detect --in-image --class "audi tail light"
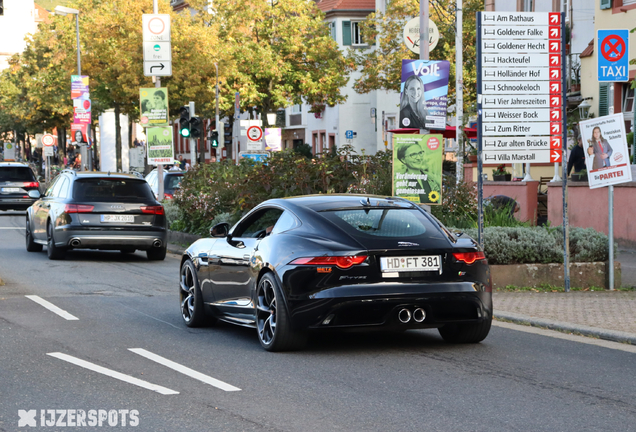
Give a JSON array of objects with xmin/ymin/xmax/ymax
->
[
  {"xmin": 64, "ymin": 204, "xmax": 95, "ymax": 213},
  {"xmin": 453, "ymin": 251, "xmax": 486, "ymax": 265},
  {"xmin": 141, "ymin": 205, "xmax": 165, "ymax": 215},
  {"xmin": 23, "ymin": 182, "xmax": 39, "ymax": 188},
  {"xmin": 290, "ymin": 255, "xmax": 367, "ymax": 269}
]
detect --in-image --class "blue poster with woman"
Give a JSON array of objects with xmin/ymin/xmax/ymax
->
[{"xmin": 399, "ymin": 60, "xmax": 450, "ymax": 130}]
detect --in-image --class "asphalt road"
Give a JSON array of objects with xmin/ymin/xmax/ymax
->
[{"xmin": 1, "ymin": 211, "xmax": 636, "ymax": 431}]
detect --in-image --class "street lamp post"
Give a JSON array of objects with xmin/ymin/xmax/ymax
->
[{"xmin": 55, "ymin": 6, "xmax": 90, "ymax": 171}]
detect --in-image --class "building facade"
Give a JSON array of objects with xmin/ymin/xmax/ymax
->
[{"xmin": 0, "ymin": 0, "xmax": 41, "ymax": 71}]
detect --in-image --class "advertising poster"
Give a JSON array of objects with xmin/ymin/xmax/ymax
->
[
  {"xmin": 399, "ymin": 60, "xmax": 450, "ymax": 130},
  {"xmin": 3, "ymin": 143, "xmax": 16, "ymax": 161},
  {"xmin": 393, "ymin": 134, "xmax": 443, "ymax": 205},
  {"xmin": 71, "ymin": 75, "xmax": 91, "ymax": 124},
  {"xmin": 579, "ymin": 113, "xmax": 632, "ymax": 189},
  {"xmin": 146, "ymin": 127, "xmax": 174, "ymax": 165},
  {"xmin": 264, "ymin": 128, "xmax": 282, "ymax": 151},
  {"xmin": 70, "ymin": 123, "xmax": 90, "ymax": 147},
  {"xmin": 140, "ymin": 88, "xmax": 169, "ymax": 127}
]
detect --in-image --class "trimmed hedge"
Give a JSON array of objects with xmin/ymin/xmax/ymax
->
[{"xmin": 461, "ymin": 226, "xmax": 615, "ymax": 264}]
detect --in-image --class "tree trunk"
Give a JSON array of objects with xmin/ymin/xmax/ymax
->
[{"xmin": 114, "ymin": 103, "xmax": 122, "ymax": 172}]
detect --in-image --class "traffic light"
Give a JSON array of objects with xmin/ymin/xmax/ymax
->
[
  {"xmin": 189, "ymin": 116, "xmax": 202, "ymax": 138},
  {"xmin": 210, "ymin": 130, "xmax": 219, "ymax": 147},
  {"xmin": 179, "ymin": 106, "xmax": 190, "ymax": 137}
]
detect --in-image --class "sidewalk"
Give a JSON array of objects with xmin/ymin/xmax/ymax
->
[{"xmin": 493, "ymin": 249, "xmax": 636, "ymax": 344}]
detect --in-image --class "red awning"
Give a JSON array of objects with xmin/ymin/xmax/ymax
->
[{"xmin": 388, "ymin": 126, "xmax": 477, "ymax": 139}]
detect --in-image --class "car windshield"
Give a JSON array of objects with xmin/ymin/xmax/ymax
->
[
  {"xmin": 165, "ymin": 175, "xmax": 183, "ymax": 189},
  {"xmin": 321, "ymin": 208, "xmax": 435, "ymax": 238},
  {"xmin": 73, "ymin": 178, "xmax": 155, "ymax": 202},
  {"xmin": 0, "ymin": 167, "xmax": 36, "ymax": 182}
]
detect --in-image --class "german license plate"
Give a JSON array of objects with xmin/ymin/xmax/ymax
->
[
  {"xmin": 101, "ymin": 215, "xmax": 134, "ymax": 223},
  {"xmin": 1, "ymin": 188, "xmax": 20, "ymax": 193},
  {"xmin": 380, "ymin": 255, "xmax": 441, "ymax": 272}
]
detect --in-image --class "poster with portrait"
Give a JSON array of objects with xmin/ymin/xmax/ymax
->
[
  {"xmin": 264, "ymin": 128, "xmax": 282, "ymax": 151},
  {"xmin": 393, "ymin": 134, "xmax": 443, "ymax": 205},
  {"xmin": 399, "ymin": 60, "xmax": 450, "ymax": 130},
  {"xmin": 70, "ymin": 123, "xmax": 90, "ymax": 147},
  {"xmin": 579, "ymin": 113, "xmax": 632, "ymax": 189},
  {"xmin": 140, "ymin": 87, "xmax": 169, "ymax": 128},
  {"xmin": 146, "ymin": 127, "xmax": 174, "ymax": 165}
]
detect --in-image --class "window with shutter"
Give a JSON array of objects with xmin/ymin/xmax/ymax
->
[
  {"xmin": 599, "ymin": 83, "xmax": 609, "ymax": 117},
  {"xmin": 600, "ymin": 0, "xmax": 612, "ymax": 9},
  {"xmin": 330, "ymin": 21, "xmax": 336, "ymax": 41},
  {"xmin": 342, "ymin": 21, "xmax": 352, "ymax": 46}
]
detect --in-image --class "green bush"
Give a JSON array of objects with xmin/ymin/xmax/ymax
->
[{"xmin": 460, "ymin": 226, "xmax": 614, "ymax": 264}]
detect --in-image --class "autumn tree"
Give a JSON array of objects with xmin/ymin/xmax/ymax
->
[
  {"xmin": 351, "ymin": 0, "xmax": 483, "ymax": 112},
  {"xmin": 187, "ymin": 0, "xmax": 354, "ymax": 119}
]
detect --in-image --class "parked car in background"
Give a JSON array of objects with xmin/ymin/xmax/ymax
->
[
  {"xmin": 145, "ymin": 168, "xmax": 183, "ymax": 200},
  {"xmin": 178, "ymin": 195, "xmax": 493, "ymax": 352},
  {"xmin": 0, "ymin": 162, "xmax": 41, "ymax": 211},
  {"xmin": 26, "ymin": 170, "xmax": 168, "ymax": 260}
]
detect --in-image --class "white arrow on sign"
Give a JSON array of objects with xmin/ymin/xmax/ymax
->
[
  {"xmin": 550, "ymin": 41, "xmax": 560, "ymax": 51},
  {"xmin": 549, "ymin": 14, "xmax": 559, "ymax": 24},
  {"xmin": 550, "ymin": 69, "xmax": 560, "ymax": 79},
  {"xmin": 550, "ymin": 150, "xmax": 562, "ymax": 162},
  {"xmin": 550, "ymin": 27, "xmax": 560, "ymax": 38},
  {"xmin": 551, "ymin": 123, "xmax": 561, "ymax": 134},
  {"xmin": 550, "ymin": 56, "xmax": 560, "ymax": 65},
  {"xmin": 551, "ymin": 110, "xmax": 561, "ymax": 120},
  {"xmin": 550, "ymin": 82, "xmax": 560, "ymax": 92},
  {"xmin": 550, "ymin": 96, "xmax": 561, "ymax": 106}
]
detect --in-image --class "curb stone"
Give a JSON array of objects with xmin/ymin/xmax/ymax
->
[{"xmin": 495, "ymin": 311, "xmax": 636, "ymax": 345}]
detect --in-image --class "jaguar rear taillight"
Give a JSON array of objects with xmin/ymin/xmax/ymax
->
[
  {"xmin": 141, "ymin": 205, "xmax": 165, "ymax": 215},
  {"xmin": 453, "ymin": 251, "xmax": 486, "ymax": 265},
  {"xmin": 23, "ymin": 182, "xmax": 39, "ymax": 188},
  {"xmin": 64, "ymin": 204, "xmax": 95, "ymax": 213},
  {"xmin": 290, "ymin": 255, "xmax": 368, "ymax": 269}
]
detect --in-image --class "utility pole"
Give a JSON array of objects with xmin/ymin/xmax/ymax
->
[
  {"xmin": 154, "ymin": 0, "xmax": 164, "ymax": 201},
  {"xmin": 215, "ymin": 63, "xmax": 222, "ymax": 161},
  {"xmin": 455, "ymin": 0, "xmax": 463, "ymax": 183}
]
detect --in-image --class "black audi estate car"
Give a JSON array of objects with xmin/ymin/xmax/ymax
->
[
  {"xmin": 0, "ymin": 162, "xmax": 41, "ymax": 211},
  {"xmin": 26, "ymin": 170, "xmax": 168, "ymax": 260},
  {"xmin": 179, "ymin": 195, "xmax": 493, "ymax": 351}
]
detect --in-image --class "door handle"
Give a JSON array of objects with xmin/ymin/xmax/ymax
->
[{"xmin": 197, "ymin": 252, "xmax": 209, "ymax": 266}]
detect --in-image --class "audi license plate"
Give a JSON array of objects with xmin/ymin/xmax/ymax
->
[
  {"xmin": 101, "ymin": 215, "xmax": 134, "ymax": 223},
  {"xmin": 380, "ymin": 255, "xmax": 441, "ymax": 272},
  {"xmin": 1, "ymin": 187, "xmax": 20, "ymax": 193}
]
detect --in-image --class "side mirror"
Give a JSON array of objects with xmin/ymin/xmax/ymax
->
[
  {"xmin": 28, "ymin": 190, "xmax": 41, "ymax": 199},
  {"xmin": 210, "ymin": 222, "xmax": 230, "ymax": 238}
]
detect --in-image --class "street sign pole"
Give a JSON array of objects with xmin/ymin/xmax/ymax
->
[
  {"xmin": 609, "ymin": 185, "xmax": 614, "ymax": 289},
  {"xmin": 153, "ymin": 0, "xmax": 164, "ymax": 201},
  {"xmin": 560, "ymin": 12, "xmax": 570, "ymax": 292},
  {"xmin": 476, "ymin": 12, "xmax": 483, "ymax": 248}
]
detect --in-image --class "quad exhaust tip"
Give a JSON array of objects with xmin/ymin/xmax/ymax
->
[
  {"xmin": 152, "ymin": 240, "xmax": 163, "ymax": 248},
  {"xmin": 70, "ymin": 238, "xmax": 81, "ymax": 247},
  {"xmin": 398, "ymin": 308, "xmax": 411, "ymax": 324},
  {"xmin": 413, "ymin": 308, "xmax": 426, "ymax": 323}
]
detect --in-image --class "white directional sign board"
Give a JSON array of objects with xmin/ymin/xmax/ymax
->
[
  {"xmin": 143, "ymin": 14, "xmax": 172, "ymax": 77},
  {"xmin": 479, "ymin": 11, "xmax": 564, "ymax": 163}
]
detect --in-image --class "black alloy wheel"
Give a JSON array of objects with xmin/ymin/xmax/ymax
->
[
  {"xmin": 179, "ymin": 259, "xmax": 213, "ymax": 327},
  {"xmin": 255, "ymin": 273, "xmax": 306, "ymax": 352},
  {"xmin": 46, "ymin": 222, "xmax": 65, "ymax": 260},
  {"xmin": 25, "ymin": 217, "xmax": 42, "ymax": 252}
]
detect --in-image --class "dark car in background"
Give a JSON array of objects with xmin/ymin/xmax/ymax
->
[
  {"xmin": 0, "ymin": 162, "xmax": 41, "ymax": 211},
  {"xmin": 26, "ymin": 170, "xmax": 168, "ymax": 260},
  {"xmin": 178, "ymin": 195, "xmax": 493, "ymax": 352},
  {"xmin": 145, "ymin": 168, "xmax": 183, "ymax": 200}
]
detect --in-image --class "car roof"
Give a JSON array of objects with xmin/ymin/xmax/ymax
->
[
  {"xmin": 63, "ymin": 171, "xmax": 144, "ymax": 180},
  {"xmin": 265, "ymin": 194, "xmax": 417, "ymax": 212},
  {"xmin": 0, "ymin": 162, "xmax": 31, "ymax": 168}
]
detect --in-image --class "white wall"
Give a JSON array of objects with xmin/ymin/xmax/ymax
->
[
  {"xmin": 98, "ymin": 110, "xmax": 130, "ymax": 172},
  {"xmin": 0, "ymin": 0, "xmax": 37, "ymax": 71}
]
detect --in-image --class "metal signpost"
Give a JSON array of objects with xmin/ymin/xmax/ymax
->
[
  {"xmin": 478, "ymin": 12, "xmax": 567, "ymax": 288},
  {"xmin": 143, "ymin": 3, "xmax": 171, "ymax": 200},
  {"xmin": 42, "ymin": 134, "xmax": 55, "ymax": 184}
]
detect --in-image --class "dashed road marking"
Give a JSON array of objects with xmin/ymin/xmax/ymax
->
[
  {"xmin": 25, "ymin": 295, "xmax": 79, "ymax": 321},
  {"xmin": 129, "ymin": 348, "xmax": 241, "ymax": 392},
  {"xmin": 0, "ymin": 227, "xmax": 23, "ymax": 229},
  {"xmin": 47, "ymin": 352, "xmax": 180, "ymax": 395}
]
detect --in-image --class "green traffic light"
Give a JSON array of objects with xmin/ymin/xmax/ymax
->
[{"xmin": 181, "ymin": 129, "xmax": 190, "ymax": 137}]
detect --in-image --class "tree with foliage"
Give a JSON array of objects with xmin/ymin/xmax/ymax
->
[
  {"xmin": 351, "ymin": 0, "xmax": 483, "ymax": 112},
  {"xmin": 187, "ymin": 0, "xmax": 354, "ymax": 119}
]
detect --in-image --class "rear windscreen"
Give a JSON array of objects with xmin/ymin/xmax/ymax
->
[
  {"xmin": 73, "ymin": 178, "xmax": 155, "ymax": 202},
  {"xmin": 0, "ymin": 167, "xmax": 36, "ymax": 182},
  {"xmin": 322, "ymin": 208, "xmax": 437, "ymax": 238},
  {"xmin": 165, "ymin": 175, "xmax": 183, "ymax": 189}
]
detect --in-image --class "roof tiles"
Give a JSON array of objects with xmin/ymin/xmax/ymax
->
[{"xmin": 315, "ymin": 0, "xmax": 375, "ymax": 12}]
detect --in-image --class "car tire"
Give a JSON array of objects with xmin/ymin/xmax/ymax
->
[
  {"xmin": 146, "ymin": 246, "xmax": 167, "ymax": 261},
  {"xmin": 438, "ymin": 317, "xmax": 492, "ymax": 344},
  {"xmin": 26, "ymin": 217, "xmax": 42, "ymax": 252},
  {"xmin": 179, "ymin": 259, "xmax": 215, "ymax": 327},
  {"xmin": 46, "ymin": 221, "xmax": 65, "ymax": 260},
  {"xmin": 256, "ymin": 272, "xmax": 307, "ymax": 352}
]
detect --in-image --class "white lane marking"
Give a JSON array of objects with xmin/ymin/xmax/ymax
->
[
  {"xmin": 25, "ymin": 295, "xmax": 79, "ymax": 321},
  {"xmin": 493, "ymin": 320, "xmax": 636, "ymax": 354},
  {"xmin": 0, "ymin": 227, "xmax": 23, "ymax": 229},
  {"xmin": 47, "ymin": 352, "xmax": 179, "ymax": 395},
  {"xmin": 129, "ymin": 348, "xmax": 241, "ymax": 392}
]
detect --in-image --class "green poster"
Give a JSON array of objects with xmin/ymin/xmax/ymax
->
[
  {"xmin": 146, "ymin": 127, "xmax": 174, "ymax": 165},
  {"xmin": 140, "ymin": 87, "xmax": 169, "ymax": 127},
  {"xmin": 392, "ymin": 134, "xmax": 443, "ymax": 205}
]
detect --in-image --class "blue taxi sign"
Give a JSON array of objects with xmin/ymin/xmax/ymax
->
[{"xmin": 598, "ymin": 29, "xmax": 629, "ymax": 82}]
